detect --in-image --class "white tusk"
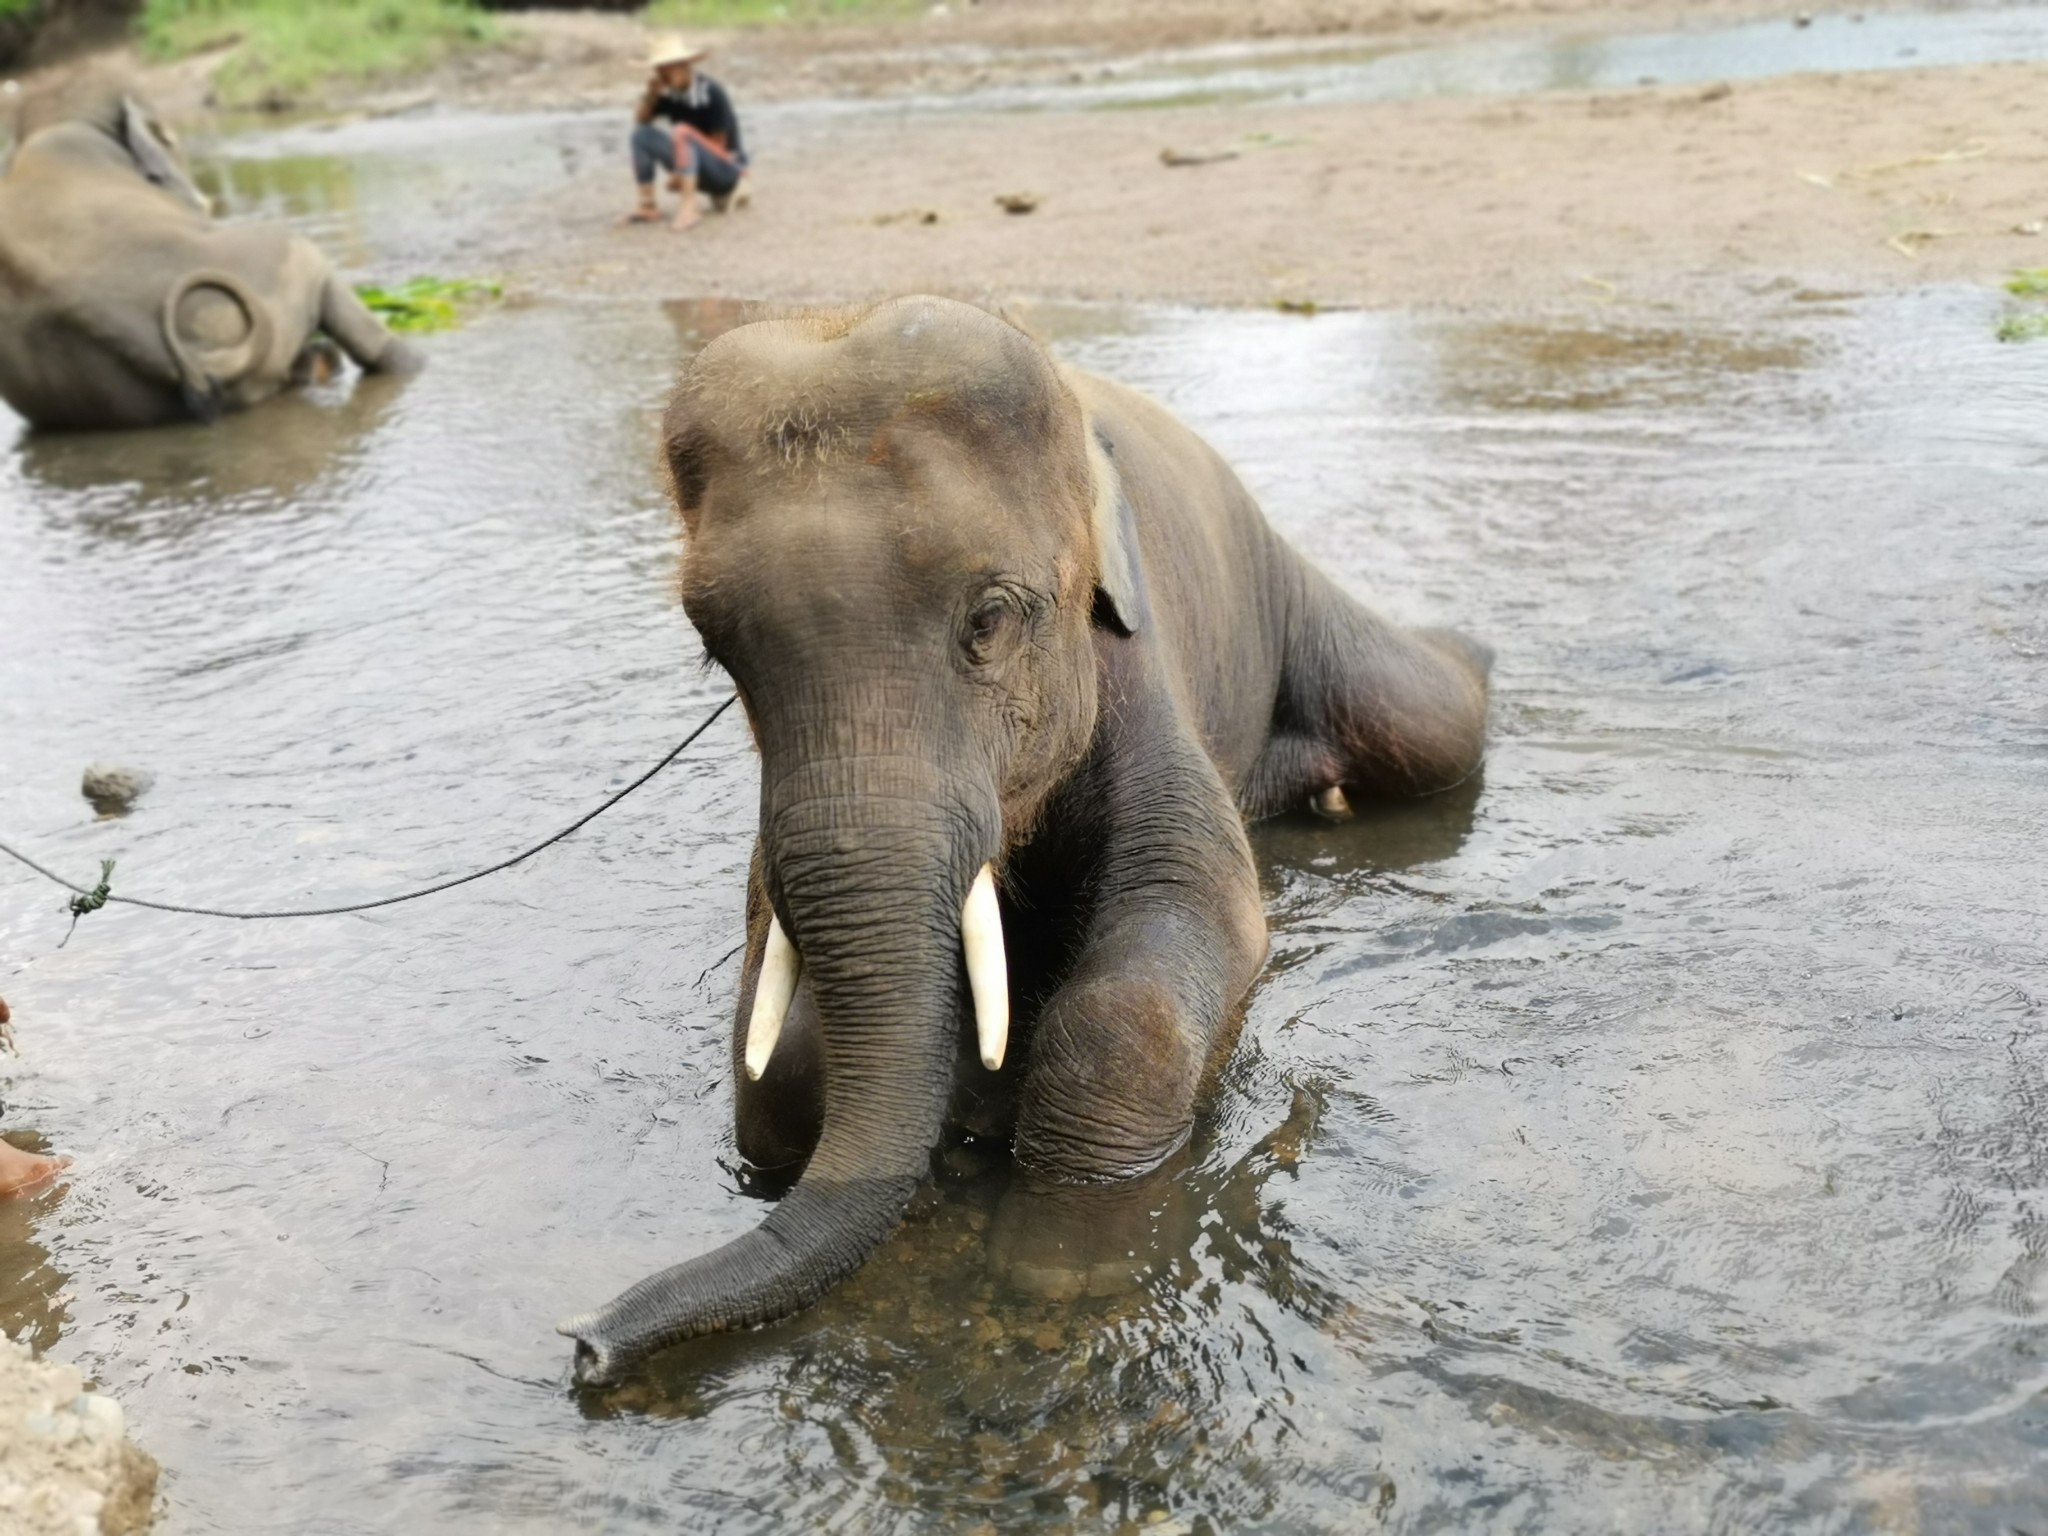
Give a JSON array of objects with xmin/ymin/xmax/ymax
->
[
  {"xmin": 1312, "ymin": 784, "xmax": 1354, "ymax": 821},
  {"xmin": 745, "ymin": 913, "xmax": 801, "ymax": 1081},
  {"xmin": 962, "ymin": 863, "xmax": 1009, "ymax": 1071}
]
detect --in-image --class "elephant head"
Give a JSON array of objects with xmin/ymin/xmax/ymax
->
[
  {"xmin": 560, "ymin": 297, "xmax": 1143, "ymax": 1383},
  {"xmin": 13, "ymin": 68, "xmax": 209, "ymax": 214}
]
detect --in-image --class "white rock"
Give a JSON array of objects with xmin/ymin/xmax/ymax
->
[{"xmin": 74, "ymin": 1395, "xmax": 121, "ymax": 1446}]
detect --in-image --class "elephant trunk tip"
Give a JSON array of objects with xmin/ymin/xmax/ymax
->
[{"xmin": 556, "ymin": 1313, "xmax": 625, "ymax": 1387}]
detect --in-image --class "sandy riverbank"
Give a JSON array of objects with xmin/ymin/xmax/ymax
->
[
  {"xmin": 525, "ymin": 53, "xmax": 2048, "ymax": 312},
  {"xmin": 419, "ymin": 1, "xmax": 2048, "ymax": 311}
]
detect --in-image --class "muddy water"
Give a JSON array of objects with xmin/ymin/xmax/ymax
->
[{"xmin": 3, "ymin": 282, "xmax": 2047, "ymax": 1531}]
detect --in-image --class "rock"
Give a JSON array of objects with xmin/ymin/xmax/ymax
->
[
  {"xmin": 0, "ymin": 1334, "xmax": 157, "ymax": 1535},
  {"xmin": 1699, "ymin": 81, "xmax": 1733, "ymax": 103},
  {"xmin": 994, "ymin": 192, "xmax": 1040, "ymax": 215},
  {"xmin": 79, "ymin": 766, "xmax": 152, "ymax": 818}
]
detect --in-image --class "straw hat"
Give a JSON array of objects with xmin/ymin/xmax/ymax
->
[{"xmin": 647, "ymin": 34, "xmax": 709, "ymax": 69}]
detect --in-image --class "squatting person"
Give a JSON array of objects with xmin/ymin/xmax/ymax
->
[{"xmin": 625, "ymin": 34, "xmax": 747, "ymax": 232}]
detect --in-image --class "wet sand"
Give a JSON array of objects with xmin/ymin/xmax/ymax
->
[{"xmin": 528, "ymin": 55, "xmax": 2048, "ymax": 311}]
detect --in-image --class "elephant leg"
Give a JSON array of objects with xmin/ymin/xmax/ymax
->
[
  {"xmin": 314, "ymin": 266, "xmax": 424, "ymax": 375},
  {"xmin": 1012, "ymin": 694, "xmax": 1268, "ymax": 1183},
  {"xmin": 1242, "ymin": 565, "xmax": 1493, "ymax": 819},
  {"xmin": 731, "ymin": 859, "xmax": 825, "ymax": 1171},
  {"xmin": 990, "ymin": 1080, "xmax": 1323, "ymax": 1300}
]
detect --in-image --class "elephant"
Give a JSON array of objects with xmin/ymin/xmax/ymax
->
[
  {"xmin": 0, "ymin": 72, "xmax": 421, "ymax": 432},
  {"xmin": 559, "ymin": 295, "xmax": 1491, "ymax": 1385}
]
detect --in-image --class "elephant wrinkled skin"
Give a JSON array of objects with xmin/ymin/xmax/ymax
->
[
  {"xmin": 560, "ymin": 296, "xmax": 1491, "ymax": 1384},
  {"xmin": 0, "ymin": 73, "xmax": 421, "ymax": 431}
]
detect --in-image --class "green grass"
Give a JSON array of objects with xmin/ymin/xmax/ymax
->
[
  {"xmin": 356, "ymin": 276, "xmax": 502, "ymax": 333},
  {"xmin": 0, "ymin": 0, "xmax": 41, "ymax": 21},
  {"xmin": 139, "ymin": 0, "xmax": 494, "ymax": 108},
  {"xmin": 646, "ymin": 0, "xmax": 920, "ymax": 26},
  {"xmin": 2005, "ymin": 267, "xmax": 2048, "ymax": 297}
]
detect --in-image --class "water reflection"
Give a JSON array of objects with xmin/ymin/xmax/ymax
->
[
  {"xmin": 14, "ymin": 373, "xmax": 406, "ymax": 539},
  {"xmin": 0, "ymin": 1138, "xmax": 72, "ymax": 1356},
  {"xmin": 1426, "ymin": 322, "xmax": 1814, "ymax": 415},
  {"xmin": 1254, "ymin": 774, "xmax": 1485, "ymax": 887}
]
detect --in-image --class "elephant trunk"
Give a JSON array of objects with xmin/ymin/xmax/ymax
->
[{"xmin": 561, "ymin": 775, "xmax": 995, "ymax": 1386}]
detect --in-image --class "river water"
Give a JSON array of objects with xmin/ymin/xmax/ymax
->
[{"xmin": 4, "ymin": 79, "xmax": 2048, "ymax": 1536}]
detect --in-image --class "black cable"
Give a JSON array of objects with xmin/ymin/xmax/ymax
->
[{"xmin": 0, "ymin": 693, "xmax": 736, "ymax": 922}]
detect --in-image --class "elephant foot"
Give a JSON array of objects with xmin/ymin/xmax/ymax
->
[{"xmin": 985, "ymin": 1159, "xmax": 1191, "ymax": 1301}]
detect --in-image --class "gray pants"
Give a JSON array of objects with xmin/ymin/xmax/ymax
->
[{"xmin": 630, "ymin": 122, "xmax": 742, "ymax": 195}]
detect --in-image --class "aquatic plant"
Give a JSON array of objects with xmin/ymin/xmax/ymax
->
[
  {"xmin": 1995, "ymin": 312, "xmax": 2048, "ymax": 344},
  {"xmin": 355, "ymin": 276, "xmax": 503, "ymax": 333},
  {"xmin": 2005, "ymin": 268, "xmax": 2048, "ymax": 297}
]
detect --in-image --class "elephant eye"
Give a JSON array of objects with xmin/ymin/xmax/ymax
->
[{"xmin": 961, "ymin": 596, "xmax": 1015, "ymax": 664}]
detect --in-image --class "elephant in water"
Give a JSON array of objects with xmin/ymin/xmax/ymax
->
[
  {"xmin": 560, "ymin": 296, "xmax": 1492, "ymax": 1384},
  {"xmin": 0, "ymin": 73, "xmax": 421, "ymax": 431}
]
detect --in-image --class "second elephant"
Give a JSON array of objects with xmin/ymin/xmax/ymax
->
[{"xmin": 0, "ymin": 73, "xmax": 421, "ymax": 431}]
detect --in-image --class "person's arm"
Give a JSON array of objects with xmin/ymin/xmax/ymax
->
[{"xmin": 634, "ymin": 74, "xmax": 664, "ymax": 126}]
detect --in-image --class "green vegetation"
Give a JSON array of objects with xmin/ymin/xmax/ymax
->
[
  {"xmin": 355, "ymin": 276, "xmax": 503, "ymax": 333},
  {"xmin": 139, "ymin": 0, "xmax": 494, "ymax": 108},
  {"xmin": 647, "ymin": 0, "xmax": 921, "ymax": 26},
  {"xmin": 1998, "ymin": 268, "xmax": 2048, "ymax": 341},
  {"xmin": 0, "ymin": 0, "xmax": 41, "ymax": 21}
]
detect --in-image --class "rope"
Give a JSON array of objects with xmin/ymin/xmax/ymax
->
[{"xmin": 1, "ymin": 693, "xmax": 736, "ymax": 927}]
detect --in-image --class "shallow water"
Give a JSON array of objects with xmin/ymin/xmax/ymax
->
[
  {"xmin": 981, "ymin": 4, "xmax": 2048, "ymax": 112},
  {"xmin": 3, "ymin": 255, "xmax": 2048, "ymax": 1536}
]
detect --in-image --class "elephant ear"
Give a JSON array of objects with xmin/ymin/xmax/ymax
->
[
  {"xmin": 160, "ymin": 269, "xmax": 274, "ymax": 420},
  {"xmin": 1085, "ymin": 426, "xmax": 1146, "ymax": 636},
  {"xmin": 120, "ymin": 95, "xmax": 208, "ymax": 213}
]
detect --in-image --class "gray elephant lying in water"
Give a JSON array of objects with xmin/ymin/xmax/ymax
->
[
  {"xmin": 560, "ymin": 296, "xmax": 1492, "ymax": 1384},
  {"xmin": 0, "ymin": 74, "xmax": 421, "ymax": 431}
]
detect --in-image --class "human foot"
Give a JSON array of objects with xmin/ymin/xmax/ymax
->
[
  {"xmin": 670, "ymin": 198, "xmax": 701, "ymax": 232},
  {"xmin": 0, "ymin": 1139, "xmax": 69, "ymax": 1198},
  {"xmin": 620, "ymin": 201, "xmax": 663, "ymax": 226}
]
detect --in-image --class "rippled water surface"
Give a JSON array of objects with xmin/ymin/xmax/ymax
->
[{"xmin": 3, "ymin": 270, "xmax": 2047, "ymax": 1528}]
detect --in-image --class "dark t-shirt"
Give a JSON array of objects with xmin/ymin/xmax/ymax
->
[{"xmin": 650, "ymin": 76, "xmax": 745, "ymax": 165}]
